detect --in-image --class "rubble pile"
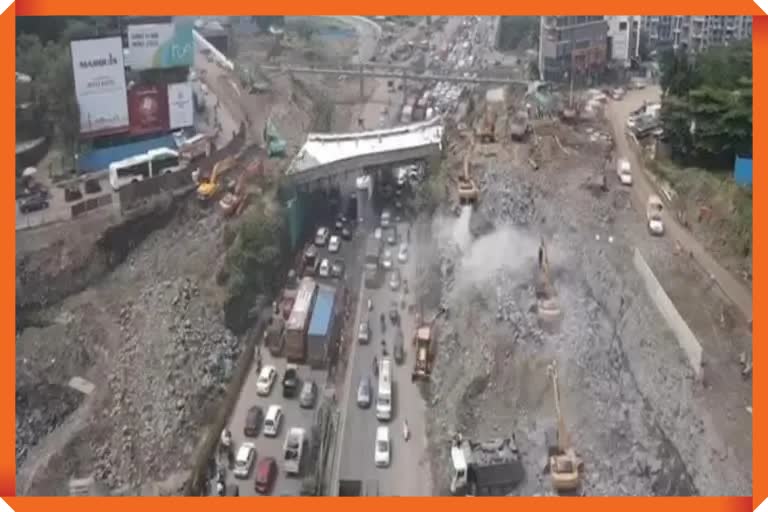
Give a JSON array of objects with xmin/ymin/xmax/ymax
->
[
  {"xmin": 92, "ymin": 277, "xmax": 241, "ymax": 489},
  {"xmin": 420, "ymin": 124, "xmax": 745, "ymax": 495}
]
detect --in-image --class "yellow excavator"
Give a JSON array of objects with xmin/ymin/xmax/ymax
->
[
  {"xmin": 457, "ymin": 135, "xmax": 479, "ymax": 206},
  {"xmin": 546, "ymin": 360, "xmax": 582, "ymax": 493},
  {"xmin": 197, "ymin": 156, "xmax": 235, "ymax": 202}
]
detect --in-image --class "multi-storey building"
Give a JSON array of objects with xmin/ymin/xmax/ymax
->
[
  {"xmin": 642, "ymin": 16, "xmax": 752, "ymax": 54},
  {"xmin": 538, "ymin": 16, "xmax": 609, "ymax": 83},
  {"xmin": 606, "ymin": 16, "xmax": 641, "ymax": 68}
]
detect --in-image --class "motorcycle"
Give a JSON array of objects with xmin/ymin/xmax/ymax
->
[
  {"xmin": 403, "ymin": 419, "xmax": 410, "ymax": 442},
  {"xmin": 368, "ymin": 298, "xmax": 373, "ymax": 311}
]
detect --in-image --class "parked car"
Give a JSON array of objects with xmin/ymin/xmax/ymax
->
[
  {"xmin": 341, "ymin": 225, "xmax": 353, "ymax": 240},
  {"xmin": 616, "ymin": 157, "xmax": 633, "ymax": 185},
  {"xmin": 380, "ymin": 209, "xmax": 391, "ymax": 227},
  {"xmin": 314, "ymin": 226, "xmax": 330, "ymax": 246},
  {"xmin": 382, "ymin": 249, "xmax": 393, "ymax": 270},
  {"xmin": 244, "ymin": 405, "xmax": 264, "ymax": 437},
  {"xmin": 263, "ymin": 405, "xmax": 283, "ymax": 437},
  {"xmin": 282, "ymin": 364, "xmax": 300, "ymax": 398},
  {"xmin": 233, "ymin": 442, "xmax": 257, "ymax": 479},
  {"xmin": 374, "ymin": 227, "xmax": 383, "ymax": 240},
  {"xmin": 18, "ymin": 193, "xmax": 50, "ymax": 214},
  {"xmin": 386, "ymin": 228, "xmax": 397, "ymax": 246},
  {"xmin": 357, "ymin": 376, "xmax": 372, "ymax": 408},
  {"xmin": 254, "ymin": 457, "xmax": 278, "ymax": 495},
  {"xmin": 256, "ymin": 366, "xmax": 277, "ymax": 396},
  {"xmin": 328, "ymin": 235, "xmax": 341, "ymax": 253},
  {"xmin": 374, "ymin": 426, "xmax": 391, "ymax": 467},
  {"xmin": 299, "ymin": 380, "xmax": 317, "ymax": 409}
]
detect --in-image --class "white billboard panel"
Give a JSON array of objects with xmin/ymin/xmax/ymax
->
[
  {"xmin": 126, "ymin": 23, "xmax": 194, "ymax": 70},
  {"xmin": 70, "ymin": 37, "xmax": 130, "ymax": 135},
  {"xmin": 167, "ymin": 82, "xmax": 194, "ymax": 130}
]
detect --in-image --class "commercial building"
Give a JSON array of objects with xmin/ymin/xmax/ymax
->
[
  {"xmin": 642, "ymin": 16, "xmax": 752, "ymax": 54},
  {"xmin": 538, "ymin": 16, "xmax": 609, "ymax": 84}
]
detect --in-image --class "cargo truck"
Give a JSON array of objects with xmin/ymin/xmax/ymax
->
[
  {"xmin": 284, "ymin": 277, "xmax": 318, "ymax": 362},
  {"xmin": 306, "ymin": 285, "xmax": 337, "ymax": 369},
  {"xmin": 364, "ymin": 236, "xmax": 383, "ymax": 289}
]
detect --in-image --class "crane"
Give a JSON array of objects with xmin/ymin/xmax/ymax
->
[{"xmin": 546, "ymin": 360, "xmax": 582, "ymax": 493}]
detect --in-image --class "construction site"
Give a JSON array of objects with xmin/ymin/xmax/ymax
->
[{"xmin": 15, "ymin": 16, "xmax": 752, "ymax": 497}]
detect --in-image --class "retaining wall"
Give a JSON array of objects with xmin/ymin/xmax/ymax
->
[{"xmin": 633, "ymin": 247, "xmax": 703, "ymax": 376}]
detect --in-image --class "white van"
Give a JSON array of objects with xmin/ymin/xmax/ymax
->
[
  {"xmin": 263, "ymin": 405, "xmax": 283, "ymax": 437},
  {"xmin": 376, "ymin": 358, "xmax": 393, "ymax": 421}
]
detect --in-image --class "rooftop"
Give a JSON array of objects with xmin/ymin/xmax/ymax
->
[{"xmin": 287, "ymin": 118, "xmax": 444, "ymax": 175}]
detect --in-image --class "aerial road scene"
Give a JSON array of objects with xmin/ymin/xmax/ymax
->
[{"xmin": 15, "ymin": 15, "xmax": 752, "ymax": 496}]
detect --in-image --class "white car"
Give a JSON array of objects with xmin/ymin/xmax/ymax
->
[
  {"xmin": 382, "ymin": 249, "xmax": 393, "ymax": 270},
  {"xmin": 374, "ymin": 227, "xmax": 383, "ymax": 240},
  {"xmin": 319, "ymin": 258, "xmax": 331, "ymax": 277},
  {"xmin": 314, "ymin": 227, "xmax": 330, "ymax": 246},
  {"xmin": 256, "ymin": 366, "xmax": 277, "ymax": 396},
  {"xmin": 233, "ymin": 442, "xmax": 257, "ymax": 478},
  {"xmin": 397, "ymin": 243, "xmax": 408, "ymax": 263},
  {"xmin": 617, "ymin": 158, "xmax": 633, "ymax": 185},
  {"xmin": 328, "ymin": 235, "xmax": 341, "ymax": 253},
  {"xmin": 263, "ymin": 404, "xmax": 283, "ymax": 437},
  {"xmin": 380, "ymin": 209, "xmax": 391, "ymax": 227},
  {"xmin": 374, "ymin": 426, "xmax": 391, "ymax": 467}
]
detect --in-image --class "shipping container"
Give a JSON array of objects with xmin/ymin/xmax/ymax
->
[
  {"xmin": 284, "ymin": 277, "xmax": 318, "ymax": 362},
  {"xmin": 306, "ymin": 285, "xmax": 337, "ymax": 369}
]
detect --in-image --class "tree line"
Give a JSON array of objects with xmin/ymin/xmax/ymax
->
[{"xmin": 659, "ymin": 41, "xmax": 752, "ymax": 170}]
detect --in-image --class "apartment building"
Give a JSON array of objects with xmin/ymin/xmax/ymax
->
[
  {"xmin": 606, "ymin": 16, "xmax": 641, "ymax": 68},
  {"xmin": 538, "ymin": 16, "xmax": 609, "ymax": 83},
  {"xmin": 642, "ymin": 16, "xmax": 752, "ymax": 53}
]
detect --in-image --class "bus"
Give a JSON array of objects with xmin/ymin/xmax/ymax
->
[
  {"xmin": 376, "ymin": 358, "xmax": 393, "ymax": 421},
  {"xmin": 109, "ymin": 147, "xmax": 184, "ymax": 190}
]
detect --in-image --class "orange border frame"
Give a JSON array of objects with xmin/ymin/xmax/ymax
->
[{"xmin": 2, "ymin": 2, "xmax": 761, "ymax": 510}]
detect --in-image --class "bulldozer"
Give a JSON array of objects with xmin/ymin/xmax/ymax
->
[
  {"xmin": 197, "ymin": 156, "xmax": 236, "ymax": 202},
  {"xmin": 546, "ymin": 360, "xmax": 583, "ymax": 493},
  {"xmin": 457, "ymin": 137, "xmax": 479, "ymax": 206},
  {"xmin": 535, "ymin": 237, "xmax": 561, "ymax": 331},
  {"xmin": 476, "ymin": 106, "xmax": 497, "ymax": 144},
  {"xmin": 411, "ymin": 307, "xmax": 446, "ymax": 381}
]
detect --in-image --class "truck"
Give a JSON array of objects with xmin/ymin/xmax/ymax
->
[
  {"xmin": 284, "ymin": 277, "xmax": 318, "ymax": 362},
  {"xmin": 283, "ymin": 427, "xmax": 306, "ymax": 475},
  {"xmin": 306, "ymin": 285, "xmax": 338, "ymax": 369},
  {"xmin": 364, "ymin": 236, "xmax": 383, "ymax": 288},
  {"xmin": 450, "ymin": 434, "xmax": 525, "ymax": 496}
]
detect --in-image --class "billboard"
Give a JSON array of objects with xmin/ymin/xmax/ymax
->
[
  {"xmin": 126, "ymin": 22, "xmax": 194, "ymax": 70},
  {"xmin": 71, "ymin": 37, "xmax": 130, "ymax": 135},
  {"xmin": 128, "ymin": 84, "xmax": 169, "ymax": 135},
  {"xmin": 167, "ymin": 82, "xmax": 194, "ymax": 130}
]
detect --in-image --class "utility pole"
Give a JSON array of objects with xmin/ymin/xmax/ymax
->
[{"xmin": 359, "ymin": 63, "xmax": 365, "ymax": 102}]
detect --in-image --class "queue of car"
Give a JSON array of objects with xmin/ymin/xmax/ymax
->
[{"xmin": 231, "ymin": 363, "xmax": 317, "ymax": 494}]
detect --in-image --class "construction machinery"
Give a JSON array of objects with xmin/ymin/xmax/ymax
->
[
  {"xmin": 535, "ymin": 237, "xmax": 562, "ymax": 331},
  {"xmin": 508, "ymin": 111, "xmax": 532, "ymax": 142},
  {"xmin": 197, "ymin": 156, "xmax": 235, "ymax": 201},
  {"xmin": 457, "ymin": 136, "xmax": 480, "ymax": 206},
  {"xmin": 411, "ymin": 308, "xmax": 446, "ymax": 381},
  {"xmin": 264, "ymin": 117, "xmax": 287, "ymax": 158},
  {"xmin": 476, "ymin": 106, "xmax": 497, "ymax": 143},
  {"xmin": 449, "ymin": 434, "xmax": 525, "ymax": 496},
  {"xmin": 546, "ymin": 360, "xmax": 583, "ymax": 493},
  {"xmin": 219, "ymin": 158, "xmax": 264, "ymax": 217}
]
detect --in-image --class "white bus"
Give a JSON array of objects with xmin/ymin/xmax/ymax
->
[
  {"xmin": 109, "ymin": 147, "xmax": 184, "ymax": 190},
  {"xmin": 376, "ymin": 358, "xmax": 393, "ymax": 421}
]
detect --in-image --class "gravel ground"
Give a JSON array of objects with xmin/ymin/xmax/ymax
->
[{"xmin": 420, "ymin": 114, "xmax": 752, "ymax": 496}]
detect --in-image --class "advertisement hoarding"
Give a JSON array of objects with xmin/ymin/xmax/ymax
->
[
  {"xmin": 128, "ymin": 84, "xmax": 169, "ymax": 135},
  {"xmin": 70, "ymin": 37, "xmax": 130, "ymax": 136},
  {"xmin": 167, "ymin": 82, "xmax": 194, "ymax": 130},
  {"xmin": 126, "ymin": 22, "xmax": 194, "ymax": 70}
]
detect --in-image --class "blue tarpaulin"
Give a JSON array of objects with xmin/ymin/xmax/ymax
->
[
  {"xmin": 77, "ymin": 134, "xmax": 178, "ymax": 174},
  {"xmin": 734, "ymin": 155, "xmax": 752, "ymax": 186}
]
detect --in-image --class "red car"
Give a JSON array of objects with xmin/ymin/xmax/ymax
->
[{"xmin": 254, "ymin": 457, "xmax": 278, "ymax": 495}]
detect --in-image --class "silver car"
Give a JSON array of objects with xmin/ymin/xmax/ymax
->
[
  {"xmin": 357, "ymin": 376, "xmax": 372, "ymax": 408},
  {"xmin": 389, "ymin": 269, "xmax": 401, "ymax": 291}
]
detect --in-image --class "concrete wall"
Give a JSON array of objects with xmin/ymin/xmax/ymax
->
[{"xmin": 633, "ymin": 247, "xmax": 703, "ymax": 376}]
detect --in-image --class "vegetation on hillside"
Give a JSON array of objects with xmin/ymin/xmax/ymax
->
[{"xmin": 659, "ymin": 42, "xmax": 752, "ymax": 170}]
